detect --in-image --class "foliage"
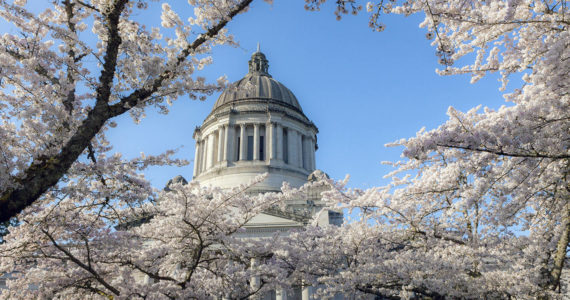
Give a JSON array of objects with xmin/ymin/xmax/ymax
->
[
  {"xmin": 289, "ymin": 0, "xmax": 569, "ymax": 298},
  {"xmin": 1, "ymin": 0, "xmax": 568, "ymax": 299},
  {"xmin": 0, "ymin": 175, "xmax": 302, "ymax": 299},
  {"xmin": 0, "ymin": 0, "xmax": 282, "ymax": 298},
  {"xmin": 0, "ymin": 218, "xmax": 17, "ymax": 245},
  {"xmin": 0, "ymin": 0, "xmax": 256, "ymax": 223}
]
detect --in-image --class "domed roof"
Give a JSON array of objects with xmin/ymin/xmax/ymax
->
[{"xmin": 211, "ymin": 51, "xmax": 302, "ymax": 112}]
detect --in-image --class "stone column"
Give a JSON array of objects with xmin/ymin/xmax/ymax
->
[
  {"xmin": 288, "ymin": 129, "xmax": 298, "ymax": 167},
  {"xmin": 305, "ymin": 137, "xmax": 311, "ymax": 171},
  {"xmin": 201, "ymin": 138, "xmax": 208, "ymax": 172},
  {"xmin": 276, "ymin": 289, "xmax": 287, "ymax": 300},
  {"xmin": 207, "ymin": 133, "xmax": 215, "ymax": 169},
  {"xmin": 222, "ymin": 125, "xmax": 229, "ymax": 162},
  {"xmin": 306, "ymin": 136, "xmax": 313, "ymax": 171},
  {"xmin": 301, "ymin": 284, "xmax": 313, "ymax": 300},
  {"xmin": 197, "ymin": 141, "xmax": 203, "ymax": 173},
  {"xmin": 266, "ymin": 122, "xmax": 274, "ymax": 161},
  {"xmin": 217, "ymin": 126, "xmax": 224, "ymax": 163},
  {"xmin": 276, "ymin": 123, "xmax": 283, "ymax": 161},
  {"xmin": 297, "ymin": 132, "xmax": 303, "ymax": 168},
  {"xmin": 302, "ymin": 135, "xmax": 309, "ymax": 170},
  {"xmin": 310, "ymin": 136, "xmax": 316, "ymax": 170},
  {"xmin": 225, "ymin": 125, "xmax": 233, "ymax": 162},
  {"xmin": 193, "ymin": 141, "xmax": 200, "ymax": 177},
  {"xmin": 239, "ymin": 124, "xmax": 246, "ymax": 161},
  {"xmin": 253, "ymin": 123, "xmax": 260, "ymax": 160}
]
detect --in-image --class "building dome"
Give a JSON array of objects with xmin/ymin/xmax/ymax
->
[
  {"xmin": 212, "ymin": 74, "xmax": 302, "ymax": 113},
  {"xmin": 193, "ymin": 50, "xmax": 318, "ymax": 192},
  {"xmin": 211, "ymin": 51, "xmax": 302, "ymax": 113}
]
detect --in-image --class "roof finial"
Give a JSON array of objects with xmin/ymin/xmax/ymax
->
[{"xmin": 257, "ymin": 42, "xmax": 260, "ymax": 53}]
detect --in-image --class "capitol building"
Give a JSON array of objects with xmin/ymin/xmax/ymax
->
[{"xmin": 190, "ymin": 48, "xmax": 342, "ymax": 299}]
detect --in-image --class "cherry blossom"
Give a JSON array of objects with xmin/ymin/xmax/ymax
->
[
  {"xmin": 292, "ymin": 0, "xmax": 569, "ymax": 298},
  {"xmin": 0, "ymin": 0, "xmax": 256, "ymax": 223}
]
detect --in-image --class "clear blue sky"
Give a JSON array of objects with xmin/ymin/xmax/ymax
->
[{"xmin": 4, "ymin": 1, "xmax": 509, "ymax": 189}]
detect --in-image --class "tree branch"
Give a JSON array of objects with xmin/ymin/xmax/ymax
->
[
  {"xmin": 437, "ymin": 143, "xmax": 570, "ymax": 160},
  {"xmin": 0, "ymin": 0, "xmax": 253, "ymax": 223},
  {"xmin": 4, "ymin": 48, "xmax": 60, "ymax": 85},
  {"xmin": 41, "ymin": 228, "xmax": 121, "ymax": 296}
]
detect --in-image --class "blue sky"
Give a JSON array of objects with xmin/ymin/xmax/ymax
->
[
  {"xmin": 109, "ymin": 1, "xmax": 507, "ymax": 189},
  {"xmin": 3, "ymin": 1, "xmax": 510, "ymax": 189}
]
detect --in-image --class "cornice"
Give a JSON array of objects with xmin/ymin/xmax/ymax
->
[{"xmin": 199, "ymin": 103, "xmax": 318, "ymax": 134}]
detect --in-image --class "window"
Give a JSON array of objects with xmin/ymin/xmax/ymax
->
[
  {"xmin": 259, "ymin": 136, "xmax": 265, "ymax": 160},
  {"xmin": 282, "ymin": 129, "xmax": 288, "ymax": 164},
  {"xmin": 247, "ymin": 136, "xmax": 254, "ymax": 160},
  {"xmin": 236, "ymin": 137, "xmax": 241, "ymax": 160}
]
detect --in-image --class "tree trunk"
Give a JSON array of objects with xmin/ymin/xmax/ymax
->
[{"xmin": 549, "ymin": 202, "xmax": 570, "ymax": 292}]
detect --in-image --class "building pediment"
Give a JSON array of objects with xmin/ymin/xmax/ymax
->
[{"xmin": 245, "ymin": 212, "xmax": 305, "ymax": 228}]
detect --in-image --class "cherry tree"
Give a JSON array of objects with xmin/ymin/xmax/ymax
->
[
  {"xmin": 0, "ymin": 173, "xmax": 300, "ymax": 299},
  {"xmin": 0, "ymin": 0, "xmax": 256, "ymax": 223},
  {"xmin": 1, "ymin": 0, "xmax": 568, "ymax": 298},
  {"xmin": 281, "ymin": 0, "xmax": 569, "ymax": 298},
  {"xmin": 0, "ymin": 0, "xmax": 293, "ymax": 298}
]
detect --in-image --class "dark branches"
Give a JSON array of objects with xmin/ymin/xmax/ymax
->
[{"xmin": 0, "ymin": 0, "xmax": 254, "ymax": 223}]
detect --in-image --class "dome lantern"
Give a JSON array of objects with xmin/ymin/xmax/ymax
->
[
  {"xmin": 248, "ymin": 43, "xmax": 270, "ymax": 75},
  {"xmin": 248, "ymin": 50, "xmax": 269, "ymax": 75}
]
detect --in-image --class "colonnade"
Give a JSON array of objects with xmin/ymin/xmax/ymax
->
[{"xmin": 194, "ymin": 121, "xmax": 316, "ymax": 177}]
